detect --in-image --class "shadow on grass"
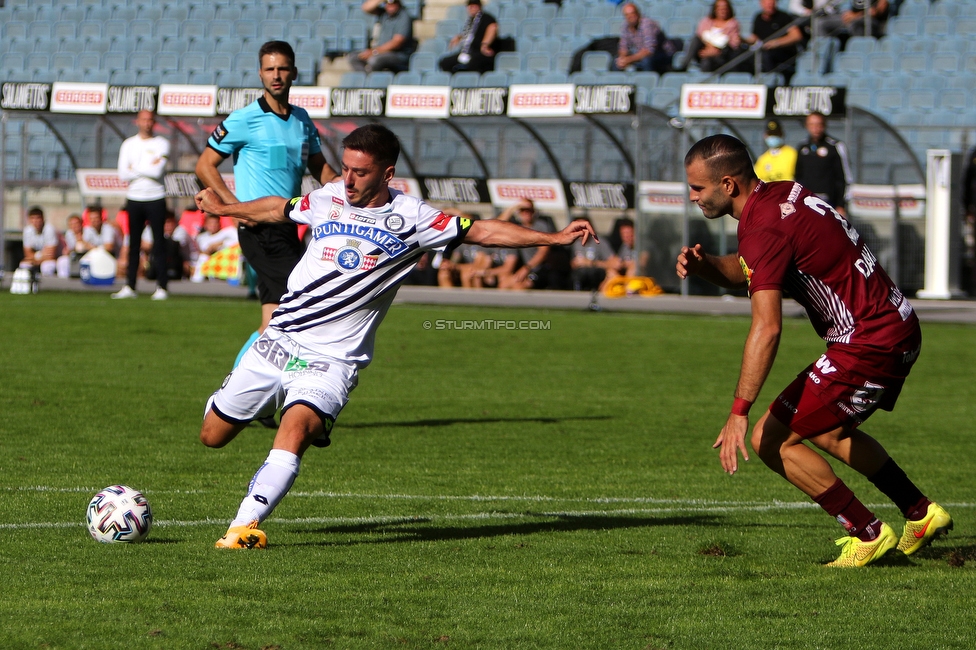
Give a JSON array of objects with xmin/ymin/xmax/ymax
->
[
  {"xmin": 339, "ymin": 415, "xmax": 612, "ymax": 429},
  {"xmin": 290, "ymin": 513, "xmax": 719, "ymax": 547}
]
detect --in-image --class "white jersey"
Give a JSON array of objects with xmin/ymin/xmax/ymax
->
[{"xmin": 270, "ymin": 181, "xmax": 470, "ymax": 366}]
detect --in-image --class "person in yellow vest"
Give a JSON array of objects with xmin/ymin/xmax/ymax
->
[{"xmin": 753, "ymin": 119, "xmax": 797, "ymax": 182}]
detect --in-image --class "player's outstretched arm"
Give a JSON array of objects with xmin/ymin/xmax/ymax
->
[
  {"xmin": 676, "ymin": 244, "xmax": 747, "ymax": 289},
  {"xmin": 465, "ymin": 218, "xmax": 597, "ymax": 248},
  {"xmin": 195, "ymin": 188, "xmax": 289, "ymax": 226}
]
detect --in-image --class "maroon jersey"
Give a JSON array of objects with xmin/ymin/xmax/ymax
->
[{"xmin": 737, "ymin": 181, "xmax": 919, "ymax": 352}]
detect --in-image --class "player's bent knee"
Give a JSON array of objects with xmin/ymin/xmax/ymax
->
[
  {"xmin": 752, "ymin": 411, "xmax": 791, "ymax": 460},
  {"xmin": 200, "ymin": 410, "xmax": 243, "ymax": 448}
]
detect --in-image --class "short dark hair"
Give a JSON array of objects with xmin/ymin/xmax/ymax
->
[
  {"xmin": 342, "ymin": 124, "xmax": 401, "ymax": 169},
  {"xmin": 28, "ymin": 206, "xmax": 44, "ymax": 217},
  {"xmin": 258, "ymin": 41, "xmax": 295, "ymax": 68},
  {"xmin": 684, "ymin": 134, "xmax": 756, "ymax": 182}
]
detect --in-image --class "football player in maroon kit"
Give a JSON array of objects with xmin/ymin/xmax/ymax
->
[{"xmin": 676, "ymin": 134, "xmax": 951, "ymax": 567}]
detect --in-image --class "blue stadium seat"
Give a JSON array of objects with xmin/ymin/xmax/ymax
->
[
  {"xmin": 154, "ymin": 52, "xmax": 180, "ymax": 72},
  {"xmin": 435, "ymin": 19, "xmax": 462, "ymax": 41},
  {"xmin": 112, "ymin": 5, "xmax": 137, "ymax": 22},
  {"xmin": 954, "ymin": 17, "xmax": 976, "ymax": 36},
  {"xmin": 128, "ymin": 52, "xmax": 154, "ymax": 72},
  {"xmin": 294, "ymin": 53, "xmax": 317, "ymax": 78},
  {"xmin": 911, "ymin": 75, "xmax": 945, "ymax": 91},
  {"xmin": 210, "ymin": 53, "xmax": 235, "ymax": 74},
  {"xmin": 102, "ymin": 51, "xmax": 127, "ymax": 72},
  {"xmin": 182, "ymin": 21, "xmax": 207, "ymax": 41},
  {"xmin": 923, "ymin": 16, "xmax": 951, "ymax": 38},
  {"xmin": 339, "ymin": 71, "xmax": 367, "ymax": 88},
  {"xmin": 86, "ymin": 5, "xmax": 111, "ymax": 22},
  {"xmin": 845, "ymin": 89, "xmax": 871, "ymax": 109},
  {"xmin": 528, "ymin": 3, "xmax": 558, "ymax": 21},
  {"xmin": 3, "ymin": 21, "xmax": 28, "ymax": 41},
  {"xmin": 215, "ymin": 38, "xmax": 243, "ymax": 55},
  {"xmin": 261, "ymin": 20, "xmax": 287, "ymax": 42},
  {"xmin": 668, "ymin": 18, "xmax": 697, "ymax": 38},
  {"xmin": 189, "ymin": 71, "xmax": 216, "ymax": 85},
  {"xmin": 550, "ymin": 18, "xmax": 578, "ymax": 39},
  {"xmin": 898, "ymin": 52, "xmax": 928, "ymax": 75},
  {"xmin": 103, "ymin": 20, "xmax": 128, "ymax": 41},
  {"xmin": 137, "ymin": 4, "xmax": 163, "ymax": 22},
  {"xmin": 451, "ymin": 71, "xmax": 481, "ymax": 87},
  {"xmin": 60, "ymin": 6, "xmax": 86, "ymax": 23},
  {"xmin": 409, "ymin": 52, "xmax": 438, "ymax": 72},
  {"xmin": 868, "ymin": 53, "xmax": 896, "ymax": 75},
  {"xmin": 313, "ymin": 21, "xmax": 340, "ymax": 50},
  {"xmin": 59, "ymin": 39, "xmax": 86, "ymax": 55},
  {"xmin": 216, "ymin": 5, "xmax": 242, "ymax": 22},
  {"xmin": 162, "ymin": 37, "xmax": 190, "ymax": 55},
  {"xmin": 154, "ymin": 20, "xmax": 179, "ymax": 40},
  {"xmin": 187, "ymin": 39, "xmax": 216, "ymax": 54},
  {"xmin": 582, "ymin": 51, "xmax": 612, "ymax": 72},
  {"xmin": 54, "ymin": 21, "xmax": 77, "ymax": 41},
  {"xmin": 509, "ymin": 70, "xmax": 539, "ymax": 84},
  {"xmin": 208, "ymin": 21, "xmax": 234, "ymax": 41},
  {"xmin": 110, "ymin": 69, "xmax": 137, "ymax": 86},
  {"xmin": 932, "ymin": 53, "xmax": 960, "ymax": 74},
  {"xmin": 886, "ymin": 17, "xmax": 919, "ymax": 39},
  {"xmin": 136, "ymin": 70, "xmax": 162, "ymax": 87},
  {"xmin": 519, "ymin": 18, "xmax": 548, "ymax": 41},
  {"xmin": 649, "ymin": 87, "xmax": 680, "ymax": 111},
  {"xmin": 26, "ymin": 53, "xmax": 50, "ymax": 74},
  {"xmin": 525, "ymin": 52, "xmax": 553, "ymax": 74},
  {"xmin": 873, "ymin": 89, "xmax": 905, "ymax": 112},
  {"xmin": 84, "ymin": 69, "xmax": 111, "ymax": 83},
  {"xmin": 287, "ymin": 21, "xmax": 312, "ymax": 41},
  {"xmin": 721, "ymin": 72, "xmax": 753, "ymax": 84},
  {"xmin": 128, "ymin": 20, "xmax": 153, "ymax": 40},
  {"xmin": 188, "ymin": 6, "xmax": 217, "ymax": 23},
  {"xmin": 393, "ymin": 70, "xmax": 423, "ymax": 85},
  {"xmin": 579, "ymin": 18, "xmax": 610, "ymax": 40},
  {"xmin": 339, "ymin": 20, "xmax": 369, "ymax": 51},
  {"xmin": 297, "ymin": 6, "xmax": 323, "ymax": 23},
  {"xmin": 907, "ymin": 89, "xmax": 937, "ymax": 111},
  {"xmin": 161, "ymin": 70, "xmax": 190, "ymax": 85},
  {"xmin": 180, "ymin": 52, "xmax": 208, "ymax": 72},
  {"xmin": 445, "ymin": 4, "xmax": 468, "ymax": 22},
  {"xmin": 845, "ymin": 36, "xmax": 876, "ymax": 55},
  {"xmin": 216, "ymin": 70, "xmax": 246, "ymax": 88},
  {"xmin": 77, "ymin": 52, "xmax": 101, "ymax": 72},
  {"xmin": 480, "ymin": 71, "xmax": 510, "ymax": 87},
  {"xmin": 495, "ymin": 52, "xmax": 522, "ymax": 73},
  {"xmin": 85, "ymin": 38, "xmax": 112, "ymax": 55},
  {"xmin": 939, "ymin": 89, "xmax": 968, "ymax": 111},
  {"xmin": 162, "ymin": 4, "xmax": 190, "ymax": 22},
  {"xmin": 422, "ymin": 70, "xmax": 452, "ymax": 85},
  {"xmin": 834, "ymin": 52, "xmax": 867, "ymax": 75},
  {"xmin": 269, "ymin": 6, "xmax": 295, "ymax": 21},
  {"xmin": 498, "ymin": 5, "xmax": 528, "ymax": 22},
  {"xmin": 27, "ymin": 22, "xmax": 52, "ymax": 42},
  {"xmin": 235, "ymin": 21, "xmax": 259, "ymax": 40},
  {"xmin": 539, "ymin": 71, "xmax": 570, "ymax": 84}
]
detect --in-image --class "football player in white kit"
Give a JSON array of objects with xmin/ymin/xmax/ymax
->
[{"xmin": 196, "ymin": 124, "xmax": 598, "ymax": 549}]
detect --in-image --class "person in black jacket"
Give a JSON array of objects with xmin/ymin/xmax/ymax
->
[{"xmin": 795, "ymin": 111, "xmax": 853, "ymax": 215}]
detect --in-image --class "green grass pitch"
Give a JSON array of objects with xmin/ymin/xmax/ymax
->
[{"xmin": 1, "ymin": 292, "xmax": 974, "ymax": 649}]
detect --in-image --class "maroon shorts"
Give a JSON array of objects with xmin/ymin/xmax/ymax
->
[{"xmin": 769, "ymin": 339, "xmax": 921, "ymax": 438}]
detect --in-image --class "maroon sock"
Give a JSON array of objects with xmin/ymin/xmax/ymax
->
[
  {"xmin": 906, "ymin": 497, "xmax": 932, "ymax": 521},
  {"xmin": 813, "ymin": 479, "xmax": 878, "ymax": 539}
]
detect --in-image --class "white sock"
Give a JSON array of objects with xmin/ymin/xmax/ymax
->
[{"xmin": 230, "ymin": 449, "xmax": 300, "ymax": 527}]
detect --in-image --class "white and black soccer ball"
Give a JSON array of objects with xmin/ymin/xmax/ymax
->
[{"xmin": 86, "ymin": 485, "xmax": 153, "ymax": 543}]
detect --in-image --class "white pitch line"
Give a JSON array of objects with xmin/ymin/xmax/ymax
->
[{"xmin": 2, "ymin": 501, "xmax": 974, "ymax": 532}]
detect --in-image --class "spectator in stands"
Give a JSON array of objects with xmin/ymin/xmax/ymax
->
[
  {"xmin": 439, "ymin": 0, "xmax": 498, "ymax": 73},
  {"xmin": 56, "ymin": 214, "xmax": 86, "ymax": 278},
  {"xmin": 570, "ymin": 218, "xmax": 615, "ymax": 291},
  {"xmin": 21, "ymin": 206, "xmax": 58, "ymax": 277},
  {"xmin": 192, "ymin": 214, "xmax": 239, "ymax": 282},
  {"xmin": 606, "ymin": 217, "xmax": 640, "ymax": 283},
  {"xmin": 815, "ymin": 0, "xmax": 889, "ymax": 39},
  {"xmin": 754, "ymin": 119, "xmax": 797, "ymax": 182},
  {"xmin": 349, "ymin": 0, "xmax": 415, "ymax": 73},
  {"xmin": 142, "ymin": 212, "xmax": 194, "ymax": 282},
  {"xmin": 437, "ymin": 243, "xmax": 488, "ymax": 288},
  {"xmin": 614, "ymin": 2, "xmax": 675, "ymax": 74},
  {"xmin": 113, "ymin": 109, "xmax": 170, "ymax": 300},
  {"xmin": 86, "ymin": 209, "xmax": 120, "ymax": 257},
  {"xmin": 746, "ymin": 0, "xmax": 803, "ymax": 83},
  {"xmin": 496, "ymin": 199, "xmax": 559, "ymax": 290},
  {"xmin": 682, "ymin": 0, "xmax": 747, "ymax": 72},
  {"xmin": 795, "ymin": 111, "xmax": 853, "ymax": 215},
  {"xmin": 962, "ymin": 146, "xmax": 976, "ymax": 294}
]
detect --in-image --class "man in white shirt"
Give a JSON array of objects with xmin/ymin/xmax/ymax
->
[
  {"xmin": 194, "ymin": 124, "xmax": 597, "ymax": 549},
  {"xmin": 192, "ymin": 214, "xmax": 239, "ymax": 282},
  {"xmin": 113, "ymin": 110, "xmax": 170, "ymax": 300},
  {"xmin": 21, "ymin": 206, "xmax": 59, "ymax": 276}
]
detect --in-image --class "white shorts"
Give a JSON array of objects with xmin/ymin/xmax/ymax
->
[{"xmin": 211, "ymin": 329, "xmax": 358, "ymax": 429}]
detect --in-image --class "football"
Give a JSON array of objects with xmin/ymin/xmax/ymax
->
[{"xmin": 85, "ymin": 485, "xmax": 153, "ymax": 544}]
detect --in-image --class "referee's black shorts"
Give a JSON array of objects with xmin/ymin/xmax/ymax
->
[{"xmin": 237, "ymin": 222, "xmax": 303, "ymax": 305}]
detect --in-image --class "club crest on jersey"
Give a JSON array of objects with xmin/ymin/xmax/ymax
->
[
  {"xmin": 385, "ymin": 214, "xmax": 405, "ymax": 231},
  {"xmin": 329, "ymin": 196, "xmax": 343, "ymax": 221},
  {"xmin": 779, "ymin": 202, "xmax": 796, "ymax": 218},
  {"xmin": 738, "ymin": 256, "xmax": 753, "ymax": 287},
  {"xmin": 322, "ymin": 239, "xmax": 378, "ymax": 273}
]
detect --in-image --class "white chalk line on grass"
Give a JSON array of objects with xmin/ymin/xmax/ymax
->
[{"xmin": 0, "ymin": 486, "xmax": 976, "ymax": 530}]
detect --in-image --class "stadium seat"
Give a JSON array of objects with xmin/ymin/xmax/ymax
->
[
  {"xmin": 720, "ymin": 72, "xmax": 753, "ymax": 84},
  {"xmin": 451, "ymin": 71, "xmax": 481, "ymax": 87},
  {"xmin": 162, "ymin": 38, "xmax": 190, "ymax": 55},
  {"xmin": 931, "ymin": 53, "xmax": 960, "ymax": 74},
  {"xmin": 548, "ymin": 17, "xmax": 577, "ymax": 40},
  {"xmin": 154, "ymin": 52, "xmax": 179, "ymax": 72},
  {"xmin": 435, "ymin": 19, "xmax": 462, "ymax": 41},
  {"xmin": 539, "ymin": 71, "xmax": 570, "ymax": 84},
  {"xmin": 873, "ymin": 89, "xmax": 905, "ymax": 112},
  {"xmin": 495, "ymin": 52, "xmax": 522, "ymax": 73},
  {"xmin": 210, "ymin": 53, "xmax": 234, "ymax": 75},
  {"xmin": 509, "ymin": 70, "xmax": 539, "ymax": 84},
  {"xmin": 136, "ymin": 70, "xmax": 162, "ymax": 87},
  {"xmin": 911, "ymin": 75, "xmax": 945, "ymax": 91},
  {"xmin": 155, "ymin": 20, "xmax": 179, "ymax": 40},
  {"xmin": 59, "ymin": 40, "xmax": 86, "ymax": 55},
  {"xmin": 287, "ymin": 21, "xmax": 312, "ymax": 41},
  {"xmin": 112, "ymin": 5, "xmax": 137, "ymax": 22},
  {"xmin": 649, "ymin": 87, "xmax": 680, "ymax": 111},
  {"xmin": 2, "ymin": 52, "xmax": 26, "ymax": 75},
  {"xmin": 60, "ymin": 6, "xmax": 86, "ymax": 23},
  {"xmin": 898, "ymin": 52, "xmax": 928, "ymax": 75},
  {"xmin": 182, "ymin": 21, "xmax": 207, "ymax": 41},
  {"xmin": 137, "ymin": 5, "xmax": 163, "ymax": 22},
  {"xmin": 954, "ymin": 17, "xmax": 976, "ymax": 37},
  {"xmin": 103, "ymin": 20, "xmax": 128, "ymax": 41},
  {"xmin": 161, "ymin": 70, "xmax": 190, "ymax": 85},
  {"xmin": 668, "ymin": 18, "xmax": 696, "ymax": 38},
  {"xmin": 297, "ymin": 7, "xmax": 323, "ymax": 23},
  {"xmin": 189, "ymin": 71, "xmax": 216, "ymax": 85},
  {"xmin": 845, "ymin": 89, "xmax": 871, "ymax": 109},
  {"xmin": 525, "ymin": 53, "xmax": 553, "ymax": 74},
  {"xmin": 187, "ymin": 39, "xmax": 216, "ymax": 54},
  {"xmin": 845, "ymin": 36, "xmax": 876, "ymax": 55},
  {"xmin": 834, "ymin": 52, "xmax": 867, "ymax": 76},
  {"xmin": 102, "ymin": 52, "xmax": 127, "ymax": 72},
  {"xmin": 528, "ymin": 3, "xmax": 558, "ymax": 21},
  {"xmin": 216, "ymin": 5, "xmax": 242, "ymax": 22},
  {"xmin": 128, "ymin": 20, "xmax": 153, "ymax": 40},
  {"xmin": 582, "ymin": 51, "xmax": 612, "ymax": 72},
  {"xmin": 27, "ymin": 22, "xmax": 52, "ymax": 42},
  {"xmin": 86, "ymin": 5, "xmax": 111, "ymax": 22},
  {"xmin": 339, "ymin": 20, "xmax": 369, "ymax": 51},
  {"xmin": 234, "ymin": 21, "xmax": 259, "ymax": 40},
  {"xmin": 393, "ymin": 70, "xmax": 423, "ymax": 85},
  {"xmin": 886, "ymin": 17, "xmax": 920, "ymax": 39},
  {"xmin": 216, "ymin": 70, "xmax": 245, "ymax": 88},
  {"xmin": 422, "ymin": 70, "xmax": 452, "ymax": 85},
  {"xmin": 85, "ymin": 38, "xmax": 112, "ymax": 55},
  {"xmin": 907, "ymin": 89, "xmax": 937, "ymax": 111},
  {"xmin": 128, "ymin": 52, "xmax": 154, "ymax": 72},
  {"xmin": 188, "ymin": 5, "xmax": 217, "ymax": 23},
  {"xmin": 3, "ymin": 21, "xmax": 28, "ymax": 41},
  {"xmin": 77, "ymin": 52, "xmax": 101, "ymax": 72},
  {"xmin": 54, "ymin": 21, "xmax": 77, "ymax": 41},
  {"xmin": 519, "ymin": 19, "xmax": 548, "ymax": 41},
  {"xmin": 939, "ymin": 89, "xmax": 968, "ymax": 111},
  {"xmin": 180, "ymin": 52, "xmax": 208, "ymax": 72},
  {"xmin": 261, "ymin": 21, "xmax": 287, "ymax": 42},
  {"xmin": 498, "ymin": 5, "xmax": 528, "ymax": 22},
  {"xmin": 480, "ymin": 71, "xmax": 510, "ymax": 87},
  {"xmin": 868, "ymin": 53, "xmax": 896, "ymax": 75},
  {"xmin": 923, "ymin": 16, "xmax": 951, "ymax": 38},
  {"xmin": 269, "ymin": 6, "xmax": 295, "ymax": 22},
  {"xmin": 339, "ymin": 71, "xmax": 366, "ymax": 88},
  {"xmin": 208, "ymin": 21, "xmax": 234, "ymax": 41},
  {"xmin": 110, "ymin": 69, "xmax": 137, "ymax": 86}
]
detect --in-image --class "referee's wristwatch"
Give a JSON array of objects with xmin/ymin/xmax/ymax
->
[{"xmin": 372, "ymin": 49, "xmax": 379, "ymax": 56}]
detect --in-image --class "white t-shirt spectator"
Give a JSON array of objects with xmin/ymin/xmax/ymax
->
[
  {"xmin": 117, "ymin": 134, "xmax": 169, "ymax": 201},
  {"xmin": 24, "ymin": 222, "xmax": 59, "ymax": 251}
]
